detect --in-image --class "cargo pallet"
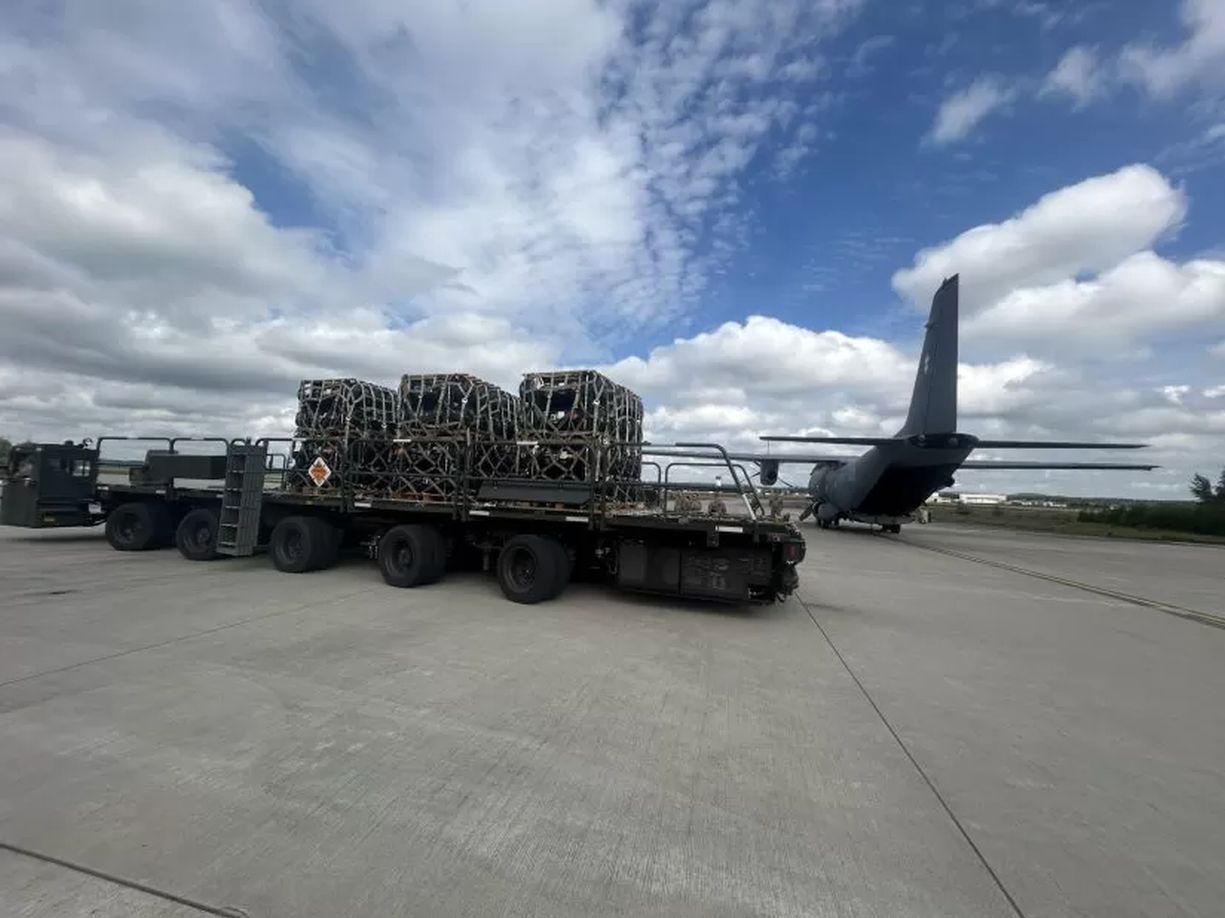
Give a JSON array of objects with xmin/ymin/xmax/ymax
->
[{"xmin": 2, "ymin": 436, "xmax": 805, "ymax": 605}]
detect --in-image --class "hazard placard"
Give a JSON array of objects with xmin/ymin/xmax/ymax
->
[{"xmin": 307, "ymin": 456, "xmax": 332, "ymax": 487}]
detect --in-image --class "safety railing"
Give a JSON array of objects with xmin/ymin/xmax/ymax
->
[{"xmin": 81, "ymin": 433, "xmax": 768, "ymax": 522}]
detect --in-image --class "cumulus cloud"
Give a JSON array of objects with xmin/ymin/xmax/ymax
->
[
  {"xmin": 926, "ymin": 76, "xmax": 1019, "ymax": 145},
  {"xmin": 965, "ymin": 253, "xmax": 1225, "ymax": 347},
  {"xmin": 604, "ymin": 316, "xmax": 1067, "ymax": 447},
  {"xmin": 892, "ymin": 164, "xmax": 1187, "ymax": 312}
]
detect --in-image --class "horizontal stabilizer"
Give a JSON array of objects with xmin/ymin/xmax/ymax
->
[
  {"xmin": 646, "ymin": 447, "xmax": 849, "ymax": 466},
  {"xmin": 973, "ymin": 439, "xmax": 1147, "ymax": 450},
  {"xmin": 760, "ymin": 435, "xmax": 895, "ymax": 446},
  {"xmin": 960, "ymin": 460, "xmax": 1159, "ymax": 470}
]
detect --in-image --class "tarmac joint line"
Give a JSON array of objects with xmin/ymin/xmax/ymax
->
[
  {"xmin": 0, "ymin": 841, "xmax": 249, "ymax": 917},
  {"xmin": 898, "ymin": 539, "xmax": 1225, "ymax": 631},
  {"xmin": 797, "ymin": 597, "xmax": 1028, "ymax": 918}
]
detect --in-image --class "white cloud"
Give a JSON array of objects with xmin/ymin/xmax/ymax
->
[
  {"xmin": 964, "ymin": 252, "xmax": 1225, "ymax": 348},
  {"xmin": 892, "ymin": 164, "xmax": 1225, "ymax": 355},
  {"xmin": 848, "ymin": 34, "xmax": 895, "ymax": 76},
  {"xmin": 0, "ymin": 0, "xmax": 865, "ymax": 441},
  {"xmin": 926, "ymin": 76, "xmax": 1019, "ymax": 146},
  {"xmin": 610, "ymin": 316, "xmax": 914, "ymax": 396},
  {"xmin": 604, "ymin": 316, "xmax": 1066, "ymax": 443},
  {"xmin": 1041, "ymin": 45, "xmax": 1104, "ymax": 107},
  {"xmin": 1202, "ymin": 384, "xmax": 1225, "ymax": 398},
  {"xmin": 1119, "ymin": 0, "xmax": 1225, "ymax": 98},
  {"xmin": 958, "ymin": 357, "xmax": 1052, "ymax": 416},
  {"xmin": 1163, "ymin": 384, "xmax": 1193, "ymax": 404},
  {"xmin": 892, "ymin": 165, "xmax": 1187, "ymax": 312}
]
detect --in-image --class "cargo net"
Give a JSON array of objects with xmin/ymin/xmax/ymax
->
[
  {"xmin": 399, "ymin": 373, "xmax": 519, "ymax": 439},
  {"xmin": 517, "ymin": 370, "xmax": 644, "ymax": 502},
  {"xmin": 288, "ymin": 436, "xmax": 463, "ymax": 501},
  {"xmin": 467, "ymin": 438, "xmax": 642, "ymax": 504},
  {"xmin": 399, "ymin": 373, "xmax": 521, "ymax": 480},
  {"xmin": 294, "ymin": 378, "xmax": 398, "ymax": 438},
  {"xmin": 289, "ymin": 378, "xmax": 402, "ymax": 495}
]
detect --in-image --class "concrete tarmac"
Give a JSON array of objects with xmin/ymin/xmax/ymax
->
[{"xmin": 1, "ymin": 523, "xmax": 1222, "ymax": 917}]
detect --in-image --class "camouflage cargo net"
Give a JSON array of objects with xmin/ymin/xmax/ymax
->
[{"xmin": 518, "ymin": 370, "xmax": 644, "ymax": 493}]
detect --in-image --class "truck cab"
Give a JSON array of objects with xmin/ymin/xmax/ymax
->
[{"xmin": 0, "ymin": 442, "xmax": 99, "ymax": 528}]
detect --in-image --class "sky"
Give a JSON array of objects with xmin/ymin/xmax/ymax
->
[{"xmin": 1, "ymin": 0, "xmax": 1224, "ymax": 497}]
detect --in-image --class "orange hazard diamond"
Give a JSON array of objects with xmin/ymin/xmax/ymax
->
[{"xmin": 307, "ymin": 456, "xmax": 332, "ymax": 487}]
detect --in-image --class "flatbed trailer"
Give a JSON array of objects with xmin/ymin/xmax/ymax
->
[{"xmin": 1, "ymin": 437, "xmax": 805, "ymax": 605}]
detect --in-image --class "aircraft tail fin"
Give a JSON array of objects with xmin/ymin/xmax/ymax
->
[{"xmin": 897, "ymin": 275, "xmax": 958, "ymax": 437}]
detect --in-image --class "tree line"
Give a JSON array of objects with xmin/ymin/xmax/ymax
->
[{"xmin": 1077, "ymin": 467, "xmax": 1225, "ymax": 536}]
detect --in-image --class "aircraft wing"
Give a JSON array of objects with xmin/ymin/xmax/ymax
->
[{"xmin": 960, "ymin": 460, "xmax": 1159, "ymax": 470}]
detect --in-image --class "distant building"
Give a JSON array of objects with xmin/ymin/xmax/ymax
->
[
  {"xmin": 961, "ymin": 493, "xmax": 1006, "ymax": 506},
  {"xmin": 929, "ymin": 491, "xmax": 1006, "ymax": 506}
]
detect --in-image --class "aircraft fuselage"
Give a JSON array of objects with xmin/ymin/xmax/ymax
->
[{"xmin": 808, "ymin": 437, "xmax": 974, "ymax": 527}]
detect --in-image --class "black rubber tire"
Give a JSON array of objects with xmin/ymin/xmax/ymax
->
[
  {"xmin": 175, "ymin": 507, "xmax": 221, "ymax": 561},
  {"xmin": 270, "ymin": 516, "xmax": 326, "ymax": 573},
  {"xmin": 378, "ymin": 524, "xmax": 444, "ymax": 588},
  {"xmin": 885, "ymin": 524, "xmax": 901, "ymax": 534},
  {"xmin": 105, "ymin": 502, "xmax": 172, "ymax": 551},
  {"xmin": 306, "ymin": 518, "xmax": 341, "ymax": 570},
  {"xmin": 497, "ymin": 534, "xmax": 565, "ymax": 604}
]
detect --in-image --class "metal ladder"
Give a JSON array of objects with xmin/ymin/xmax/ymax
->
[{"xmin": 217, "ymin": 443, "xmax": 267, "ymax": 557}]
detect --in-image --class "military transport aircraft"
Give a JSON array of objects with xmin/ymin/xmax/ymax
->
[{"xmin": 661, "ymin": 275, "xmax": 1158, "ymax": 532}]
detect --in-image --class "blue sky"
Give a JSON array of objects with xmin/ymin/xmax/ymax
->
[{"xmin": 1, "ymin": 0, "xmax": 1224, "ymax": 496}]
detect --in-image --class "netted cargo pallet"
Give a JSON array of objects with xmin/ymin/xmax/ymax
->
[
  {"xmin": 399, "ymin": 373, "xmax": 519, "ymax": 439},
  {"xmin": 399, "ymin": 373, "xmax": 521, "ymax": 481},
  {"xmin": 384, "ymin": 438, "xmax": 464, "ymax": 501},
  {"xmin": 284, "ymin": 436, "xmax": 463, "ymax": 501},
  {"xmin": 519, "ymin": 370, "xmax": 643, "ymax": 487},
  {"xmin": 295, "ymin": 379, "xmax": 398, "ymax": 438},
  {"xmin": 519, "ymin": 370, "xmax": 643, "ymax": 443}
]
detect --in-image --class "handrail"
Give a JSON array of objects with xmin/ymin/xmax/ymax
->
[
  {"xmin": 659, "ymin": 460, "xmax": 755, "ymax": 515},
  {"xmin": 255, "ymin": 437, "xmax": 297, "ymax": 490},
  {"xmin": 94, "ymin": 436, "xmax": 172, "ymax": 461},
  {"xmin": 85, "ymin": 433, "xmax": 766, "ymax": 519},
  {"xmin": 167, "ymin": 436, "xmax": 231, "ymax": 454},
  {"xmin": 671, "ymin": 442, "xmax": 765, "ymax": 519}
]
